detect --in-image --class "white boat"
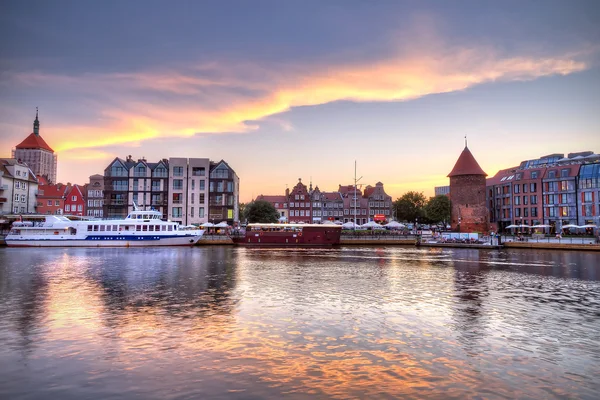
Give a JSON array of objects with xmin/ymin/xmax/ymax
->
[{"xmin": 5, "ymin": 209, "xmax": 204, "ymax": 247}]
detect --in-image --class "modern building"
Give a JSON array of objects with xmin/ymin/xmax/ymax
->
[
  {"xmin": 103, "ymin": 156, "xmax": 170, "ymax": 219},
  {"xmin": 168, "ymin": 158, "xmax": 210, "ymax": 225},
  {"xmin": 448, "ymin": 144, "xmax": 489, "ymax": 233},
  {"xmin": 86, "ymin": 174, "xmax": 104, "ymax": 218},
  {"xmin": 435, "ymin": 186, "xmax": 450, "ymax": 196},
  {"xmin": 578, "ymin": 162, "xmax": 600, "ymax": 229},
  {"xmin": 0, "ymin": 158, "xmax": 39, "ymax": 215},
  {"xmin": 12, "ymin": 110, "xmax": 58, "ymax": 184},
  {"xmin": 486, "ymin": 151, "xmax": 600, "ymax": 233},
  {"xmin": 208, "ymin": 160, "xmax": 239, "ymax": 225}
]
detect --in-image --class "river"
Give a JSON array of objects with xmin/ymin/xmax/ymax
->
[{"xmin": 0, "ymin": 246, "xmax": 599, "ymax": 399}]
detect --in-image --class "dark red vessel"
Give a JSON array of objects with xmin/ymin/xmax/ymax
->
[{"xmin": 232, "ymin": 223, "xmax": 342, "ymax": 247}]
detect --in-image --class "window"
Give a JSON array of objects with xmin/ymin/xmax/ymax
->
[
  {"xmin": 172, "ymin": 193, "xmax": 182, "ymax": 204},
  {"xmin": 172, "ymin": 207, "xmax": 182, "ymax": 218},
  {"xmin": 199, "ymin": 180, "xmax": 205, "ymax": 190},
  {"xmin": 15, "ymin": 194, "xmax": 20, "ymax": 202},
  {"xmin": 191, "ymin": 193, "xmax": 195, "ymax": 204},
  {"xmin": 173, "ymin": 167, "xmax": 184, "ymax": 176},
  {"xmin": 55, "ymin": 200, "xmax": 60, "ymax": 206},
  {"xmin": 524, "ymin": 208, "xmax": 529, "ymax": 217},
  {"xmin": 515, "ymin": 208, "xmax": 521, "ymax": 217},
  {"xmin": 20, "ymin": 194, "xmax": 26, "ymax": 202},
  {"xmin": 190, "ymin": 207, "xmax": 194, "ymax": 217},
  {"xmin": 173, "ymin": 179, "xmax": 183, "ymax": 190},
  {"xmin": 191, "ymin": 180, "xmax": 195, "ymax": 190},
  {"xmin": 199, "ymin": 193, "xmax": 205, "ymax": 203},
  {"xmin": 47, "ymin": 200, "xmax": 52, "ymax": 206},
  {"xmin": 583, "ymin": 205, "xmax": 593, "ymax": 216},
  {"xmin": 523, "ymin": 184, "xmax": 528, "ymax": 193},
  {"xmin": 548, "ymin": 170, "xmax": 556, "ymax": 179},
  {"xmin": 523, "ymin": 196, "xmax": 528, "ymax": 205},
  {"xmin": 78, "ymin": 205, "xmax": 82, "ymax": 211},
  {"xmin": 514, "ymin": 196, "xmax": 520, "ymax": 205},
  {"xmin": 514, "ymin": 185, "xmax": 520, "ymax": 194},
  {"xmin": 154, "ymin": 166, "xmax": 168, "ymax": 178},
  {"xmin": 134, "ymin": 165, "xmax": 146, "ymax": 177},
  {"xmin": 65, "ymin": 205, "xmax": 71, "ymax": 212},
  {"xmin": 109, "ymin": 164, "xmax": 127, "ymax": 177},
  {"xmin": 531, "ymin": 195, "xmax": 538, "ymax": 205},
  {"xmin": 192, "ymin": 167, "xmax": 205, "ymax": 176},
  {"xmin": 217, "ymin": 181, "xmax": 223, "ymax": 192},
  {"xmin": 560, "ymin": 169, "xmax": 569, "ymax": 178},
  {"xmin": 584, "ymin": 192, "xmax": 593, "ymax": 202},
  {"xmin": 531, "ymin": 207, "xmax": 538, "ymax": 217},
  {"xmin": 530, "ymin": 183, "xmax": 537, "ymax": 192}
]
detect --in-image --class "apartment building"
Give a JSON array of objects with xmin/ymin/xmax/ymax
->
[
  {"xmin": 0, "ymin": 158, "xmax": 39, "ymax": 215},
  {"xmin": 86, "ymin": 174, "xmax": 104, "ymax": 218},
  {"xmin": 578, "ymin": 162, "xmax": 600, "ymax": 227},
  {"xmin": 208, "ymin": 160, "xmax": 239, "ymax": 225},
  {"xmin": 168, "ymin": 158, "xmax": 210, "ymax": 225}
]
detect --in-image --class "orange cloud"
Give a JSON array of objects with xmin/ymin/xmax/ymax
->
[{"xmin": 14, "ymin": 46, "xmax": 589, "ymax": 157}]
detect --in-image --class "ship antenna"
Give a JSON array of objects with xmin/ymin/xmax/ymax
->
[{"xmin": 132, "ymin": 201, "xmax": 139, "ymax": 211}]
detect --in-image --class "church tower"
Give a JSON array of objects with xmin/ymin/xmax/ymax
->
[
  {"xmin": 12, "ymin": 109, "xmax": 58, "ymax": 184},
  {"xmin": 447, "ymin": 140, "xmax": 489, "ymax": 233}
]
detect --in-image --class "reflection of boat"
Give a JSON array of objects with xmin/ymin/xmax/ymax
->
[
  {"xmin": 6, "ymin": 209, "xmax": 204, "ymax": 247},
  {"xmin": 232, "ymin": 223, "xmax": 341, "ymax": 247}
]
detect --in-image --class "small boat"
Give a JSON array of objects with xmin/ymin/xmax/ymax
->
[
  {"xmin": 5, "ymin": 209, "xmax": 204, "ymax": 247},
  {"xmin": 232, "ymin": 223, "xmax": 342, "ymax": 247}
]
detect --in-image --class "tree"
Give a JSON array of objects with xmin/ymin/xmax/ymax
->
[
  {"xmin": 238, "ymin": 202, "xmax": 247, "ymax": 222},
  {"xmin": 244, "ymin": 200, "xmax": 280, "ymax": 223},
  {"xmin": 425, "ymin": 195, "xmax": 452, "ymax": 225},
  {"xmin": 393, "ymin": 191, "xmax": 427, "ymax": 223}
]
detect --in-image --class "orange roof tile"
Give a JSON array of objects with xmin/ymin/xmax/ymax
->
[
  {"xmin": 448, "ymin": 146, "xmax": 487, "ymax": 177},
  {"xmin": 15, "ymin": 133, "xmax": 54, "ymax": 152}
]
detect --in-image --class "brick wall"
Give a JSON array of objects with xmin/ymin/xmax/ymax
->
[{"xmin": 450, "ymin": 175, "xmax": 490, "ymax": 233}]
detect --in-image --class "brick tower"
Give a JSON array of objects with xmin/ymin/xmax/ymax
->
[{"xmin": 448, "ymin": 142, "xmax": 489, "ymax": 233}]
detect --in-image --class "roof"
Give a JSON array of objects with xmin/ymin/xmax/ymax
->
[
  {"xmin": 38, "ymin": 182, "xmax": 69, "ymax": 199},
  {"xmin": 256, "ymin": 195, "xmax": 287, "ymax": 203},
  {"xmin": 448, "ymin": 146, "xmax": 487, "ymax": 177},
  {"xmin": 363, "ymin": 186, "xmax": 376, "ymax": 198},
  {"xmin": 15, "ymin": 132, "xmax": 54, "ymax": 152},
  {"xmin": 322, "ymin": 192, "xmax": 343, "ymax": 201}
]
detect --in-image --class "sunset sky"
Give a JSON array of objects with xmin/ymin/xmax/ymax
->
[{"xmin": 1, "ymin": 0, "xmax": 599, "ymax": 202}]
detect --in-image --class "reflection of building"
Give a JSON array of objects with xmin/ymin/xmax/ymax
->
[
  {"xmin": 209, "ymin": 160, "xmax": 239, "ymax": 225},
  {"xmin": 168, "ymin": 158, "xmax": 210, "ymax": 225},
  {"xmin": 448, "ymin": 144, "xmax": 489, "ymax": 233},
  {"xmin": 0, "ymin": 158, "xmax": 39, "ymax": 214},
  {"xmin": 12, "ymin": 110, "xmax": 57, "ymax": 184}
]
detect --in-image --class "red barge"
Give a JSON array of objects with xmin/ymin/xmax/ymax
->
[{"xmin": 232, "ymin": 223, "xmax": 342, "ymax": 247}]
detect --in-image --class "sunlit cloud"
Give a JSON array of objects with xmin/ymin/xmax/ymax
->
[{"xmin": 4, "ymin": 42, "xmax": 590, "ymax": 158}]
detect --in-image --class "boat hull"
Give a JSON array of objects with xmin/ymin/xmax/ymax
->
[
  {"xmin": 6, "ymin": 234, "xmax": 203, "ymax": 247},
  {"xmin": 233, "ymin": 225, "xmax": 341, "ymax": 247}
]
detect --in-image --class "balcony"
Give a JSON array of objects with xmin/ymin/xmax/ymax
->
[{"xmin": 0, "ymin": 197, "xmax": 6, "ymax": 203}]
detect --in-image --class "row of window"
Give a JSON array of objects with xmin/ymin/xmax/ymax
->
[
  {"xmin": 65, "ymin": 205, "xmax": 83, "ymax": 212},
  {"xmin": 171, "ymin": 207, "xmax": 205, "ymax": 218},
  {"xmin": 109, "ymin": 165, "xmax": 169, "ymax": 177},
  {"xmin": 88, "ymin": 190, "xmax": 103, "ymax": 197},
  {"xmin": 14, "ymin": 194, "xmax": 27, "ymax": 203},
  {"xmin": 14, "ymin": 181, "xmax": 28, "ymax": 190},
  {"xmin": 86, "ymin": 224, "xmax": 177, "ymax": 232},
  {"xmin": 88, "ymin": 200, "xmax": 104, "ymax": 207}
]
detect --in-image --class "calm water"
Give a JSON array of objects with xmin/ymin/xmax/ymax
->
[{"xmin": 1, "ymin": 246, "xmax": 599, "ymax": 400}]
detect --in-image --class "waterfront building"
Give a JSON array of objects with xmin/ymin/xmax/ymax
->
[
  {"xmin": 168, "ymin": 158, "xmax": 210, "ymax": 226},
  {"xmin": 36, "ymin": 176, "xmax": 67, "ymax": 215},
  {"xmin": 12, "ymin": 110, "xmax": 58, "ymax": 184},
  {"xmin": 486, "ymin": 151, "xmax": 600, "ymax": 233},
  {"xmin": 86, "ymin": 174, "xmax": 104, "ymax": 218},
  {"xmin": 64, "ymin": 184, "xmax": 86, "ymax": 216},
  {"xmin": 208, "ymin": 160, "xmax": 239, "ymax": 225},
  {"xmin": 313, "ymin": 188, "xmax": 345, "ymax": 223},
  {"xmin": 364, "ymin": 182, "xmax": 392, "ymax": 222},
  {"xmin": 255, "ymin": 194, "xmax": 288, "ymax": 222},
  {"xmin": 103, "ymin": 156, "xmax": 170, "ymax": 219},
  {"xmin": 578, "ymin": 162, "xmax": 600, "ymax": 229},
  {"xmin": 339, "ymin": 185, "xmax": 369, "ymax": 225},
  {"xmin": 0, "ymin": 158, "xmax": 39, "ymax": 215},
  {"xmin": 435, "ymin": 186, "xmax": 450, "ymax": 196},
  {"xmin": 448, "ymin": 144, "xmax": 489, "ymax": 233},
  {"xmin": 542, "ymin": 163, "xmax": 580, "ymax": 232},
  {"xmin": 287, "ymin": 178, "xmax": 312, "ymax": 223}
]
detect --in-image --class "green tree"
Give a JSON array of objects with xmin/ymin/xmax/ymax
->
[
  {"xmin": 238, "ymin": 202, "xmax": 247, "ymax": 222},
  {"xmin": 393, "ymin": 191, "xmax": 427, "ymax": 223},
  {"xmin": 244, "ymin": 200, "xmax": 280, "ymax": 223},
  {"xmin": 425, "ymin": 195, "xmax": 452, "ymax": 225}
]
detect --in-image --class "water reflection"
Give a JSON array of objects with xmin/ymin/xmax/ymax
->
[{"xmin": 0, "ymin": 247, "xmax": 599, "ymax": 399}]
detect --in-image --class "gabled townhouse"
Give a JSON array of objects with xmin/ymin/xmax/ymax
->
[
  {"xmin": 0, "ymin": 158, "xmax": 39, "ymax": 215},
  {"xmin": 64, "ymin": 184, "xmax": 86, "ymax": 216}
]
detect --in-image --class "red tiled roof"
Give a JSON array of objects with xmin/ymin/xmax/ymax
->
[
  {"xmin": 16, "ymin": 133, "xmax": 54, "ymax": 152},
  {"xmin": 363, "ymin": 186, "xmax": 376, "ymax": 198},
  {"xmin": 257, "ymin": 195, "xmax": 287, "ymax": 203},
  {"xmin": 448, "ymin": 146, "xmax": 487, "ymax": 177}
]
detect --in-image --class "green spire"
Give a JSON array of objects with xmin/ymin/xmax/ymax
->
[{"xmin": 33, "ymin": 107, "xmax": 40, "ymax": 135}]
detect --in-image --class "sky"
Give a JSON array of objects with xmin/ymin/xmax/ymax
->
[{"xmin": 1, "ymin": 0, "xmax": 599, "ymax": 202}]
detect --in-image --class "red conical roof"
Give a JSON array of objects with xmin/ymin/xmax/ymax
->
[
  {"xmin": 448, "ymin": 146, "xmax": 487, "ymax": 177},
  {"xmin": 15, "ymin": 132, "xmax": 54, "ymax": 152}
]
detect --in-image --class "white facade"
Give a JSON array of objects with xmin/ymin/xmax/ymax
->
[
  {"xmin": 168, "ymin": 158, "xmax": 210, "ymax": 225},
  {"xmin": 0, "ymin": 159, "xmax": 39, "ymax": 215}
]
